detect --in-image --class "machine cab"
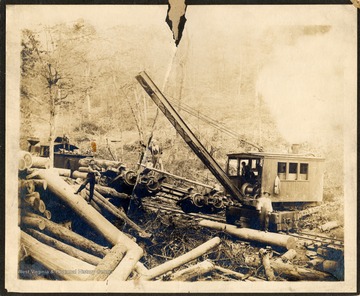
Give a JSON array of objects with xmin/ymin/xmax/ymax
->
[
  {"xmin": 225, "ymin": 152, "xmax": 324, "ymax": 203},
  {"xmin": 226, "ymin": 154, "xmax": 263, "ymax": 198}
]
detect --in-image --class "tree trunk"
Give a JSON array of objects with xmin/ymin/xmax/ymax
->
[
  {"xmin": 78, "ymin": 158, "xmax": 121, "ymax": 169},
  {"xmin": 19, "ymin": 180, "xmax": 36, "ymax": 194},
  {"xmin": 25, "ymin": 228, "xmax": 102, "ymax": 266},
  {"xmin": 169, "ymin": 260, "xmax": 215, "ymax": 281},
  {"xmin": 281, "ymin": 249, "xmax": 297, "ymax": 263},
  {"xmin": 34, "ymin": 169, "xmax": 143, "ymax": 280},
  {"xmin": 21, "ymin": 231, "xmax": 95, "ymax": 280},
  {"xmin": 139, "ymin": 237, "xmax": 221, "ymax": 280},
  {"xmin": 87, "ymin": 243, "xmax": 127, "ymax": 281},
  {"xmin": 199, "ymin": 220, "xmax": 297, "ymax": 250},
  {"xmin": 72, "ymin": 171, "xmax": 88, "ymax": 179}
]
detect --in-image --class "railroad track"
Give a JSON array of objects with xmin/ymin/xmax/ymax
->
[
  {"xmin": 143, "ymin": 190, "xmax": 344, "ymax": 250},
  {"xmin": 286, "ymin": 231, "xmax": 344, "ymax": 248}
]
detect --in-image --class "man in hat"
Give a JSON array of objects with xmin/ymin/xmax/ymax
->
[
  {"xmin": 74, "ymin": 159, "xmax": 101, "ymax": 204},
  {"xmin": 255, "ymin": 191, "xmax": 273, "ymax": 232}
]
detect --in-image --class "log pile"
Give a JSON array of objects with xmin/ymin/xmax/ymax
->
[{"xmin": 17, "ymin": 153, "xmax": 343, "ymax": 282}]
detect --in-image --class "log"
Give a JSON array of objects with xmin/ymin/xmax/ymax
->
[
  {"xmin": 78, "ymin": 158, "xmax": 121, "ymax": 169},
  {"xmin": 82, "ymin": 191, "xmax": 104, "ymax": 213},
  {"xmin": 199, "ymin": 220, "xmax": 297, "ymax": 250},
  {"xmin": 319, "ymin": 221, "xmax": 339, "ymax": 232},
  {"xmin": 19, "ymin": 158, "xmax": 26, "ymax": 171},
  {"xmin": 315, "ymin": 259, "xmax": 344, "ymax": 280},
  {"xmin": 26, "ymin": 228, "xmax": 102, "ymax": 266},
  {"xmin": 270, "ymin": 258, "xmax": 335, "ymax": 281},
  {"xmin": 19, "ymin": 151, "xmax": 33, "ymax": 169},
  {"xmin": 259, "ymin": 249, "xmax": 276, "ymax": 281},
  {"xmin": 139, "ymin": 237, "xmax": 221, "ymax": 280},
  {"xmin": 90, "ymin": 188, "xmax": 151, "ymax": 238},
  {"xmin": 49, "ymin": 168, "xmax": 71, "ymax": 177},
  {"xmin": 31, "ymin": 156, "xmax": 51, "ymax": 169},
  {"xmin": 169, "ymin": 260, "xmax": 215, "ymax": 281},
  {"xmin": 87, "ymin": 243, "xmax": 127, "ymax": 281},
  {"xmin": 24, "ymin": 192, "xmax": 41, "ymax": 208},
  {"xmin": 21, "ymin": 231, "xmax": 95, "ymax": 280},
  {"xmin": 38, "ymin": 200, "xmax": 46, "ymax": 213},
  {"xmin": 33, "ymin": 179, "xmax": 48, "ymax": 190},
  {"xmin": 78, "ymin": 166, "xmax": 90, "ymax": 172},
  {"xmin": 35, "ymin": 169, "xmax": 143, "ymax": 280},
  {"xmin": 72, "ymin": 170, "xmax": 88, "ymax": 179},
  {"xmin": 281, "ymin": 249, "xmax": 297, "ymax": 263},
  {"xmin": 43, "ymin": 210, "xmax": 52, "ymax": 220},
  {"xmin": 19, "ymin": 180, "xmax": 35, "ymax": 194},
  {"xmin": 21, "ymin": 215, "xmax": 46, "ymax": 230},
  {"xmin": 214, "ymin": 266, "xmax": 261, "ymax": 281},
  {"xmin": 24, "ymin": 213, "xmax": 108, "ymax": 258},
  {"xmin": 95, "ymin": 185, "xmax": 130, "ymax": 200}
]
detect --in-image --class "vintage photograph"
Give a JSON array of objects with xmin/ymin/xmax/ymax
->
[{"xmin": 5, "ymin": 3, "xmax": 357, "ymax": 293}]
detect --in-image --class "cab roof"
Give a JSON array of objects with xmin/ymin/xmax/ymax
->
[{"xmin": 227, "ymin": 152, "xmax": 325, "ymax": 161}]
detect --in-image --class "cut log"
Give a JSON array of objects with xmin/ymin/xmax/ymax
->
[
  {"xmin": 19, "ymin": 158, "xmax": 26, "ymax": 171},
  {"xmin": 169, "ymin": 260, "xmax": 215, "ymax": 281},
  {"xmin": 281, "ymin": 249, "xmax": 297, "ymax": 263},
  {"xmin": 31, "ymin": 156, "xmax": 51, "ymax": 169},
  {"xmin": 24, "ymin": 213, "xmax": 108, "ymax": 258},
  {"xmin": 319, "ymin": 221, "xmax": 339, "ymax": 232},
  {"xmin": 89, "ymin": 187, "xmax": 151, "ymax": 238},
  {"xmin": 19, "ymin": 180, "xmax": 35, "ymax": 194},
  {"xmin": 79, "ymin": 158, "xmax": 121, "ymax": 169},
  {"xmin": 87, "ymin": 243, "xmax": 127, "ymax": 281},
  {"xmin": 35, "ymin": 170, "xmax": 143, "ymax": 280},
  {"xmin": 24, "ymin": 192, "xmax": 41, "ymax": 208},
  {"xmin": 214, "ymin": 266, "xmax": 261, "ymax": 281},
  {"xmin": 72, "ymin": 171, "xmax": 88, "ymax": 179},
  {"xmin": 26, "ymin": 228, "xmax": 101, "ymax": 266},
  {"xmin": 33, "ymin": 179, "xmax": 48, "ymax": 190},
  {"xmin": 139, "ymin": 237, "xmax": 221, "ymax": 280},
  {"xmin": 21, "ymin": 231, "xmax": 95, "ymax": 280},
  {"xmin": 199, "ymin": 220, "xmax": 297, "ymax": 250},
  {"xmin": 270, "ymin": 258, "xmax": 335, "ymax": 281},
  {"xmin": 43, "ymin": 209, "xmax": 52, "ymax": 220},
  {"xmin": 95, "ymin": 185, "xmax": 130, "ymax": 200},
  {"xmin": 82, "ymin": 191, "xmax": 104, "ymax": 213},
  {"xmin": 38, "ymin": 200, "xmax": 46, "ymax": 213},
  {"xmin": 19, "ymin": 151, "xmax": 33, "ymax": 169},
  {"xmin": 259, "ymin": 249, "xmax": 276, "ymax": 281},
  {"xmin": 21, "ymin": 215, "xmax": 46, "ymax": 230},
  {"xmin": 78, "ymin": 166, "xmax": 90, "ymax": 172},
  {"xmin": 52, "ymin": 168, "xmax": 71, "ymax": 177},
  {"xmin": 315, "ymin": 259, "xmax": 344, "ymax": 280}
]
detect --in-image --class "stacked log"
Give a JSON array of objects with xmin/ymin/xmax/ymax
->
[
  {"xmin": 19, "ymin": 151, "xmax": 33, "ymax": 171},
  {"xmin": 31, "ymin": 156, "xmax": 51, "ymax": 169}
]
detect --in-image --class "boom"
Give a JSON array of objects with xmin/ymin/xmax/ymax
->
[{"xmin": 136, "ymin": 71, "xmax": 244, "ymax": 202}]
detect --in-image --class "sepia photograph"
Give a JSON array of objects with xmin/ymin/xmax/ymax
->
[{"xmin": 5, "ymin": 2, "xmax": 357, "ymax": 293}]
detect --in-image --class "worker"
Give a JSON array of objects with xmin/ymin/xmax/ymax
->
[
  {"xmin": 241, "ymin": 161, "xmax": 251, "ymax": 183},
  {"xmin": 256, "ymin": 191, "xmax": 273, "ymax": 232},
  {"xmin": 148, "ymin": 139, "xmax": 163, "ymax": 170},
  {"xmin": 74, "ymin": 159, "xmax": 101, "ymax": 204}
]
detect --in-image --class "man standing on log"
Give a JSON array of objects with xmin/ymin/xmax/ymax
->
[
  {"xmin": 256, "ymin": 191, "xmax": 273, "ymax": 232},
  {"xmin": 74, "ymin": 159, "xmax": 101, "ymax": 204}
]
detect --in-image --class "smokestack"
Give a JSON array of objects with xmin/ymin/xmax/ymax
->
[{"xmin": 291, "ymin": 144, "xmax": 300, "ymax": 154}]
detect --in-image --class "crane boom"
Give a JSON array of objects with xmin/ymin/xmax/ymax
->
[{"xmin": 136, "ymin": 71, "xmax": 244, "ymax": 202}]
